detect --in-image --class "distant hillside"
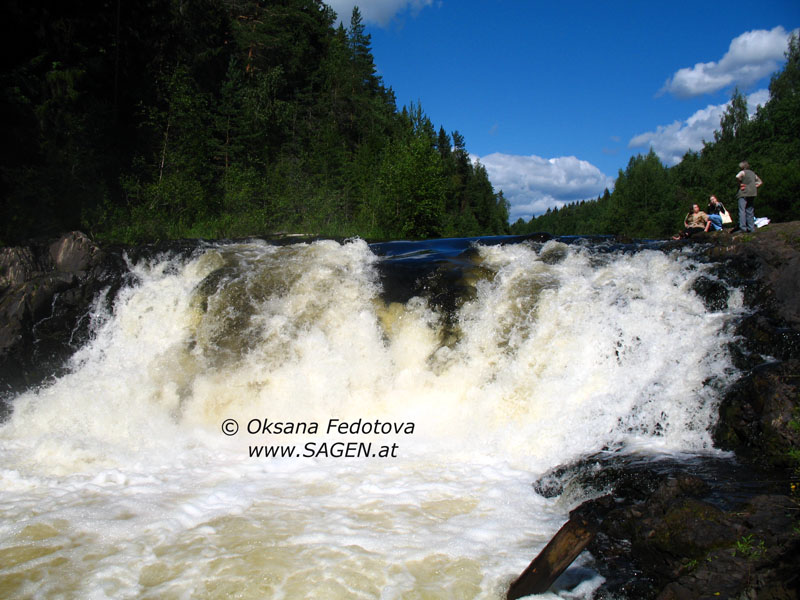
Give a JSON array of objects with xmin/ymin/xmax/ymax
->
[{"xmin": 511, "ymin": 33, "xmax": 800, "ymax": 239}]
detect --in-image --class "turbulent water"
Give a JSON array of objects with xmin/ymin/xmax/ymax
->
[{"xmin": 0, "ymin": 236, "xmax": 742, "ymax": 599}]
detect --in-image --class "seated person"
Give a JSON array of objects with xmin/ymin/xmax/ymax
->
[
  {"xmin": 673, "ymin": 204, "xmax": 708, "ymax": 239},
  {"xmin": 704, "ymin": 195, "xmax": 727, "ymax": 231}
]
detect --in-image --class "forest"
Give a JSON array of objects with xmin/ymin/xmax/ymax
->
[
  {"xmin": 3, "ymin": 2, "xmax": 798, "ymax": 245},
  {"xmin": 0, "ymin": 0, "xmax": 510, "ymax": 244},
  {"xmin": 511, "ymin": 33, "xmax": 800, "ymax": 239}
]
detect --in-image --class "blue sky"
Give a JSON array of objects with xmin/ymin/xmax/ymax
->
[{"xmin": 325, "ymin": 0, "xmax": 799, "ymax": 222}]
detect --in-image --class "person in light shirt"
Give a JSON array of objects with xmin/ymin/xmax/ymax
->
[{"xmin": 673, "ymin": 204, "xmax": 708, "ymax": 239}]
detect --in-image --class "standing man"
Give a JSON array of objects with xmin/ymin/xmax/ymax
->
[{"xmin": 736, "ymin": 161, "xmax": 763, "ymax": 233}]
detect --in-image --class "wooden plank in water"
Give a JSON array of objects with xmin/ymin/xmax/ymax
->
[{"xmin": 506, "ymin": 514, "xmax": 598, "ymax": 599}]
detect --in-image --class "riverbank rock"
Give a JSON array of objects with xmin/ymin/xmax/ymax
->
[
  {"xmin": 587, "ymin": 474, "xmax": 800, "ymax": 599},
  {"xmin": 609, "ymin": 223, "xmax": 800, "ymax": 597},
  {"xmin": 49, "ymin": 230, "xmax": 103, "ymax": 273},
  {"xmin": 703, "ymin": 221, "xmax": 800, "ymax": 326},
  {"xmin": 698, "ymin": 223, "xmax": 800, "ymax": 468},
  {"xmin": 520, "ymin": 223, "xmax": 800, "ymax": 599},
  {"xmin": 529, "ymin": 450, "xmax": 799, "ymax": 598},
  {"xmin": 0, "ymin": 232, "xmax": 109, "ymax": 400},
  {"xmin": 715, "ymin": 359, "xmax": 800, "ymax": 467}
]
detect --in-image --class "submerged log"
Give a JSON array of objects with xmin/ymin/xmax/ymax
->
[{"xmin": 507, "ymin": 498, "xmax": 608, "ymax": 599}]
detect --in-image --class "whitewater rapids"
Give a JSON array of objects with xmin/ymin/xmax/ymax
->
[{"xmin": 0, "ymin": 237, "xmax": 740, "ymax": 599}]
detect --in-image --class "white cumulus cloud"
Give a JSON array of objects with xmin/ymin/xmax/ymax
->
[
  {"xmin": 629, "ymin": 89, "xmax": 770, "ymax": 166},
  {"xmin": 661, "ymin": 26, "xmax": 795, "ymax": 98},
  {"xmin": 326, "ymin": 0, "xmax": 435, "ymax": 26},
  {"xmin": 478, "ymin": 153, "xmax": 614, "ymax": 222}
]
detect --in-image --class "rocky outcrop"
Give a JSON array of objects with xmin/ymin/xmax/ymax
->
[
  {"xmin": 605, "ymin": 224, "xmax": 800, "ymax": 597},
  {"xmin": 0, "ymin": 232, "xmax": 112, "ymax": 401},
  {"xmin": 517, "ymin": 224, "xmax": 800, "ymax": 599},
  {"xmin": 702, "ymin": 223, "xmax": 800, "ymax": 468},
  {"xmin": 48, "ymin": 230, "xmax": 104, "ymax": 273},
  {"xmin": 528, "ymin": 450, "xmax": 800, "ymax": 599},
  {"xmin": 712, "ymin": 222, "xmax": 800, "ymax": 327},
  {"xmin": 591, "ymin": 474, "xmax": 800, "ymax": 599},
  {"xmin": 0, "ymin": 233, "xmax": 210, "ymax": 407},
  {"xmin": 715, "ymin": 359, "xmax": 800, "ymax": 467}
]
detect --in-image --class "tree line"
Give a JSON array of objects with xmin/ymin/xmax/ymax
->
[
  {"xmin": 0, "ymin": 0, "xmax": 509, "ymax": 245},
  {"xmin": 511, "ymin": 34, "xmax": 800, "ymax": 239}
]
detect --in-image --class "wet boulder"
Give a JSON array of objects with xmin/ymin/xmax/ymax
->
[
  {"xmin": 587, "ymin": 475, "xmax": 800, "ymax": 599},
  {"xmin": 0, "ymin": 232, "xmax": 111, "ymax": 399},
  {"xmin": 714, "ymin": 359, "xmax": 800, "ymax": 467},
  {"xmin": 49, "ymin": 231, "xmax": 102, "ymax": 273},
  {"xmin": 690, "ymin": 275, "xmax": 730, "ymax": 312}
]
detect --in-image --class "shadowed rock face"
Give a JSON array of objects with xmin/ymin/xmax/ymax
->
[
  {"xmin": 0, "ymin": 232, "xmax": 119, "ymax": 405},
  {"xmin": 701, "ymin": 223, "xmax": 800, "ymax": 467},
  {"xmin": 714, "ymin": 359, "xmax": 800, "ymax": 467},
  {"xmin": 706, "ymin": 221, "xmax": 800, "ymax": 327},
  {"xmin": 592, "ymin": 475, "xmax": 800, "ymax": 600},
  {"xmin": 0, "ymin": 234, "xmax": 211, "ymax": 408},
  {"xmin": 575, "ymin": 225, "xmax": 800, "ymax": 599},
  {"xmin": 529, "ymin": 451, "xmax": 798, "ymax": 599},
  {"xmin": 509, "ymin": 225, "xmax": 800, "ymax": 599}
]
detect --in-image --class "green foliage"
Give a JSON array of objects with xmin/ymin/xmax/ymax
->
[
  {"xmin": 787, "ymin": 400, "xmax": 800, "ymax": 474},
  {"xmin": 732, "ymin": 534, "xmax": 766, "ymax": 559},
  {"xmin": 789, "ymin": 407, "xmax": 800, "ymax": 434},
  {"xmin": 1, "ymin": 0, "xmax": 509, "ymax": 244},
  {"xmin": 715, "ymin": 88, "xmax": 749, "ymax": 146},
  {"xmin": 513, "ymin": 33, "xmax": 800, "ymax": 238}
]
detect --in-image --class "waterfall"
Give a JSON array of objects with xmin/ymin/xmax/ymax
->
[{"xmin": 0, "ymin": 237, "xmax": 740, "ymax": 599}]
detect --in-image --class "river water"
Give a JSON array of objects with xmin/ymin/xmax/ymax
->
[{"xmin": 0, "ymin": 236, "xmax": 741, "ymax": 599}]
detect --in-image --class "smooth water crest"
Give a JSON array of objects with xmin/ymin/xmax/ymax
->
[{"xmin": 0, "ymin": 236, "xmax": 740, "ymax": 599}]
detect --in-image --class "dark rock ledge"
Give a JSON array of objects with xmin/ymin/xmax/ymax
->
[
  {"xmin": 531, "ymin": 223, "xmax": 800, "ymax": 599},
  {"xmin": 0, "ymin": 231, "xmax": 126, "ymax": 404}
]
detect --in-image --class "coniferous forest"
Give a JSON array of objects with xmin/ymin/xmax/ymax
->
[
  {"xmin": 1, "ymin": 0, "xmax": 509, "ymax": 244},
  {"xmin": 2, "ymin": 1, "xmax": 798, "ymax": 245},
  {"xmin": 511, "ymin": 34, "xmax": 800, "ymax": 239}
]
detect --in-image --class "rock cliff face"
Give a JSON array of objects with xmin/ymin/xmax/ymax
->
[
  {"xmin": 0, "ymin": 232, "xmax": 122, "ymax": 403},
  {"xmin": 587, "ymin": 474, "xmax": 799, "ymax": 600},
  {"xmin": 579, "ymin": 223, "xmax": 800, "ymax": 599},
  {"xmin": 706, "ymin": 222, "xmax": 800, "ymax": 467}
]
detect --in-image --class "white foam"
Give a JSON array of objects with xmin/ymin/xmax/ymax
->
[{"xmin": 0, "ymin": 239, "xmax": 738, "ymax": 598}]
